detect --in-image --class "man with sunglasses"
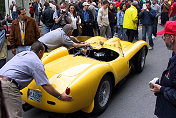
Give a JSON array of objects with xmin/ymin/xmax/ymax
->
[{"xmin": 150, "ymin": 21, "xmax": 176, "ymax": 118}]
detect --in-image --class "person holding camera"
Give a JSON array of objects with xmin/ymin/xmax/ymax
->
[
  {"xmin": 139, "ymin": 1, "xmax": 156, "ymax": 50},
  {"xmin": 53, "ymin": 2, "xmax": 72, "ymax": 30},
  {"xmin": 150, "ymin": 21, "xmax": 176, "ymax": 118}
]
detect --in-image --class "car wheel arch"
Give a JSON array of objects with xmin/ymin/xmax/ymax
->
[{"xmin": 129, "ymin": 46, "xmax": 148, "ymax": 73}]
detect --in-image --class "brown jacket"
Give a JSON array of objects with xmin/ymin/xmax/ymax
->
[{"xmin": 9, "ymin": 16, "xmax": 40, "ymax": 48}]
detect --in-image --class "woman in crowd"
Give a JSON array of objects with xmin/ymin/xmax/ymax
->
[
  {"xmin": 108, "ymin": 3, "xmax": 117, "ymax": 37},
  {"xmin": 68, "ymin": 4, "xmax": 82, "ymax": 36},
  {"xmin": 116, "ymin": 2, "xmax": 127, "ymax": 40}
]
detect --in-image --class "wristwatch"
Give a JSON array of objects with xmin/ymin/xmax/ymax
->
[{"xmin": 58, "ymin": 94, "xmax": 62, "ymax": 100}]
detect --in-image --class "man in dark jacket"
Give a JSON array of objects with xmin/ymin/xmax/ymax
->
[
  {"xmin": 79, "ymin": 2, "xmax": 94, "ymax": 36},
  {"xmin": 41, "ymin": 2, "xmax": 54, "ymax": 33},
  {"xmin": 139, "ymin": 1, "xmax": 156, "ymax": 50},
  {"xmin": 33, "ymin": 0, "xmax": 43, "ymax": 26},
  {"xmin": 150, "ymin": 21, "xmax": 176, "ymax": 118}
]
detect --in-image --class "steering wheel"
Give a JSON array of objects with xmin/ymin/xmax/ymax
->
[{"xmin": 74, "ymin": 45, "xmax": 93, "ymax": 56}]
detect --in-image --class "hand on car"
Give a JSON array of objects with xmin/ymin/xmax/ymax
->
[{"xmin": 61, "ymin": 91, "xmax": 72, "ymax": 101}]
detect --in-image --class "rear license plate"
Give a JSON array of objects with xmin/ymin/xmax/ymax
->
[{"xmin": 28, "ymin": 89, "xmax": 42, "ymax": 102}]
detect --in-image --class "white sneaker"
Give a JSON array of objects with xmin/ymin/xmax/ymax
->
[
  {"xmin": 149, "ymin": 46, "xmax": 153, "ymax": 50},
  {"xmin": 152, "ymin": 36, "xmax": 156, "ymax": 40}
]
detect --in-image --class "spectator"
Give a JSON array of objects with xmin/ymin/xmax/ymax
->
[
  {"xmin": 168, "ymin": 0, "xmax": 176, "ymax": 20},
  {"xmin": 53, "ymin": 2, "xmax": 72, "ymax": 29},
  {"xmin": 127, "ymin": 0, "xmax": 133, "ymax": 8},
  {"xmin": 68, "ymin": 4, "xmax": 82, "ymax": 36},
  {"xmin": 97, "ymin": 0, "xmax": 112, "ymax": 38},
  {"xmin": 29, "ymin": 0, "xmax": 34, "ymax": 18},
  {"xmin": 108, "ymin": 2, "xmax": 117, "ymax": 37},
  {"xmin": 151, "ymin": 0, "xmax": 161, "ymax": 40},
  {"xmin": 33, "ymin": 0, "xmax": 43, "ymax": 26},
  {"xmin": 41, "ymin": 2, "xmax": 55, "ymax": 34},
  {"xmin": 139, "ymin": 1, "xmax": 156, "ymax": 50},
  {"xmin": 79, "ymin": 2, "xmax": 94, "ymax": 36},
  {"xmin": 9, "ymin": 7, "xmax": 40, "ymax": 55},
  {"xmin": 9, "ymin": 1, "xmax": 18, "ymax": 21},
  {"xmin": 150, "ymin": 21, "xmax": 176, "ymax": 118},
  {"xmin": 38, "ymin": 24, "xmax": 90, "ymax": 51},
  {"xmin": 0, "ymin": 14, "xmax": 8, "ymax": 69},
  {"xmin": 89, "ymin": 2, "xmax": 99, "ymax": 36},
  {"xmin": 161, "ymin": 0, "xmax": 170, "ymax": 25},
  {"xmin": 49, "ymin": 0, "xmax": 57, "ymax": 11},
  {"xmin": 0, "ymin": 41, "xmax": 72, "ymax": 118},
  {"xmin": 116, "ymin": 2, "xmax": 127, "ymax": 40},
  {"xmin": 123, "ymin": 1, "xmax": 138, "ymax": 42}
]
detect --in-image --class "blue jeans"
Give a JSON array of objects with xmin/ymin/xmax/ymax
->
[
  {"xmin": 117, "ymin": 26, "xmax": 126, "ymax": 40},
  {"xmin": 45, "ymin": 26, "xmax": 53, "ymax": 34},
  {"xmin": 142, "ymin": 25, "xmax": 154, "ymax": 47},
  {"xmin": 12, "ymin": 12, "xmax": 18, "ymax": 21}
]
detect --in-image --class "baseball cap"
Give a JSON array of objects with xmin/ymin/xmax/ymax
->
[
  {"xmin": 157, "ymin": 21, "xmax": 176, "ymax": 35},
  {"xmin": 83, "ymin": 2, "xmax": 90, "ymax": 6}
]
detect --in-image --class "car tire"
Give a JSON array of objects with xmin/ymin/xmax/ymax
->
[
  {"xmin": 133, "ymin": 47, "xmax": 146, "ymax": 73},
  {"xmin": 93, "ymin": 75, "xmax": 112, "ymax": 115}
]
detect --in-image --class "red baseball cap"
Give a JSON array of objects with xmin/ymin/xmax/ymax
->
[{"xmin": 157, "ymin": 21, "xmax": 176, "ymax": 35}]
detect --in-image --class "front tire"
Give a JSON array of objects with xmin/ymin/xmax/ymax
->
[{"xmin": 93, "ymin": 75, "xmax": 112, "ymax": 115}]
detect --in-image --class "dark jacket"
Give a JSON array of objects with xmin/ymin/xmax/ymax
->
[
  {"xmin": 33, "ymin": 2, "xmax": 42, "ymax": 15},
  {"xmin": 139, "ymin": 8, "xmax": 156, "ymax": 25},
  {"xmin": 154, "ymin": 53, "xmax": 176, "ymax": 118},
  {"xmin": 9, "ymin": 16, "xmax": 40, "ymax": 48},
  {"xmin": 41, "ymin": 7, "xmax": 54, "ymax": 27},
  {"xmin": 79, "ymin": 9, "xmax": 94, "ymax": 25},
  {"xmin": 108, "ymin": 8, "xmax": 117, "ymax": 27}
]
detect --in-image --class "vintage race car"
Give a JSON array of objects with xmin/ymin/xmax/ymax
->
[{"xmin": 20, "ymin": 36, "xmax": 148, "ymax": 115}]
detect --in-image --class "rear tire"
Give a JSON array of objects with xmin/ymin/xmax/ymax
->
[
  {"xmin": 93, "ymin": 75, "xmax": 112, "ymax": 115},
  {"xmin": 133, "ymin": 47, "xmax": 146, "ymax": 73}
]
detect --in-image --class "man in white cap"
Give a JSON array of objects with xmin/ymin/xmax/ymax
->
[{"xmin": 79, "ymin": 2, "xmax": 94, "ymax": 36}]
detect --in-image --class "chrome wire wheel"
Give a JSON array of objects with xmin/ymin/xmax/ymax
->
[
  {"xmin": 98, "ymin": 80, "xmax": 111, "ymax": 107},
  {"xmin": 93, "ymin": 75, "xmax": 112, "ymax": 115}
]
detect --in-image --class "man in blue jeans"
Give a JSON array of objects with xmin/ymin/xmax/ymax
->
[{"xmin": 139, "ymin": 1, "xmax": 156, "ymax": 50}]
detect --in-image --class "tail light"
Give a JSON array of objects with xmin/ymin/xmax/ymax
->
[{"xmin": 66, "ymin": 87, "xmax": 70, "ymax": 95}]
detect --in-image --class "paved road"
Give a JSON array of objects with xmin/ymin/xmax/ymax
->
[{"xmin": 7, "ymin": 24, "xmax": 170, "ymax": 118}]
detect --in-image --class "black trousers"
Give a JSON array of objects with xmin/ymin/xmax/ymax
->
[
  {"xmin": 82, "ymin": 23, "xmax": 94, "ymax": 37},
  {"xmin": 152, "ymin": 17, "xmax": 158, "ymax": 37},
  {"xmin": 161, "ymin": 12, "xmax": 169, "ymax": 25},
  {"xmin": 126, "ymin": 29, "xmax": 136, "ymax": 42}
]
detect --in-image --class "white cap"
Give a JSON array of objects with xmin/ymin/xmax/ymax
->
[
  {"xmin": 82, "ymin": 2, "xmax": 90, "ymax": 6},
  {"xmin": 91, "ymin": 2, "xmax": 96, "ymax": 6}
]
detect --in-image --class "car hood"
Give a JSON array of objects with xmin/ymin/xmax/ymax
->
[{"xmin": 44, "ymin": 55, "xmax": 100, "ymax": 91}]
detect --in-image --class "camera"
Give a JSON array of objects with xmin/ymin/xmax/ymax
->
[
  {"xmin": 61, "ymin": 9, "xmax": 66, "ymax": 14},
  {"xmin": 149, "ymin": 77, "xmax": 159, "ymax": 89}
]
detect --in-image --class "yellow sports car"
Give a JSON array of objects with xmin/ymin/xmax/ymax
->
[{"xmin": 21, "ymin": 36, "xmax": 148, "ymax": 115}]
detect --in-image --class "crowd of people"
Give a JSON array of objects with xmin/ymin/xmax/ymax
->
[
  {"xmin": 0, "ymin": 0, "xmax": 176, "ymax": 117},
  {"xmin": 27, "ymin": 0, "xmax": 176, "ymax": 48}
]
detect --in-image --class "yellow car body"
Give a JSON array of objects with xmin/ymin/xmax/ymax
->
[{"xmin": 20, "ymin": 36, "xmax": 148, "ymax": 114}]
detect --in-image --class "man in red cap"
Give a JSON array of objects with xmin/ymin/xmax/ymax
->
[{"xmin": 150, "ymin": 21, "xmax": 176, "ymax": 118}]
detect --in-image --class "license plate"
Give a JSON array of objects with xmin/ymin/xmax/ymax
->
[{"xmin": 28, "ymin": 89, "xmax": 42, "ymax": 102}]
